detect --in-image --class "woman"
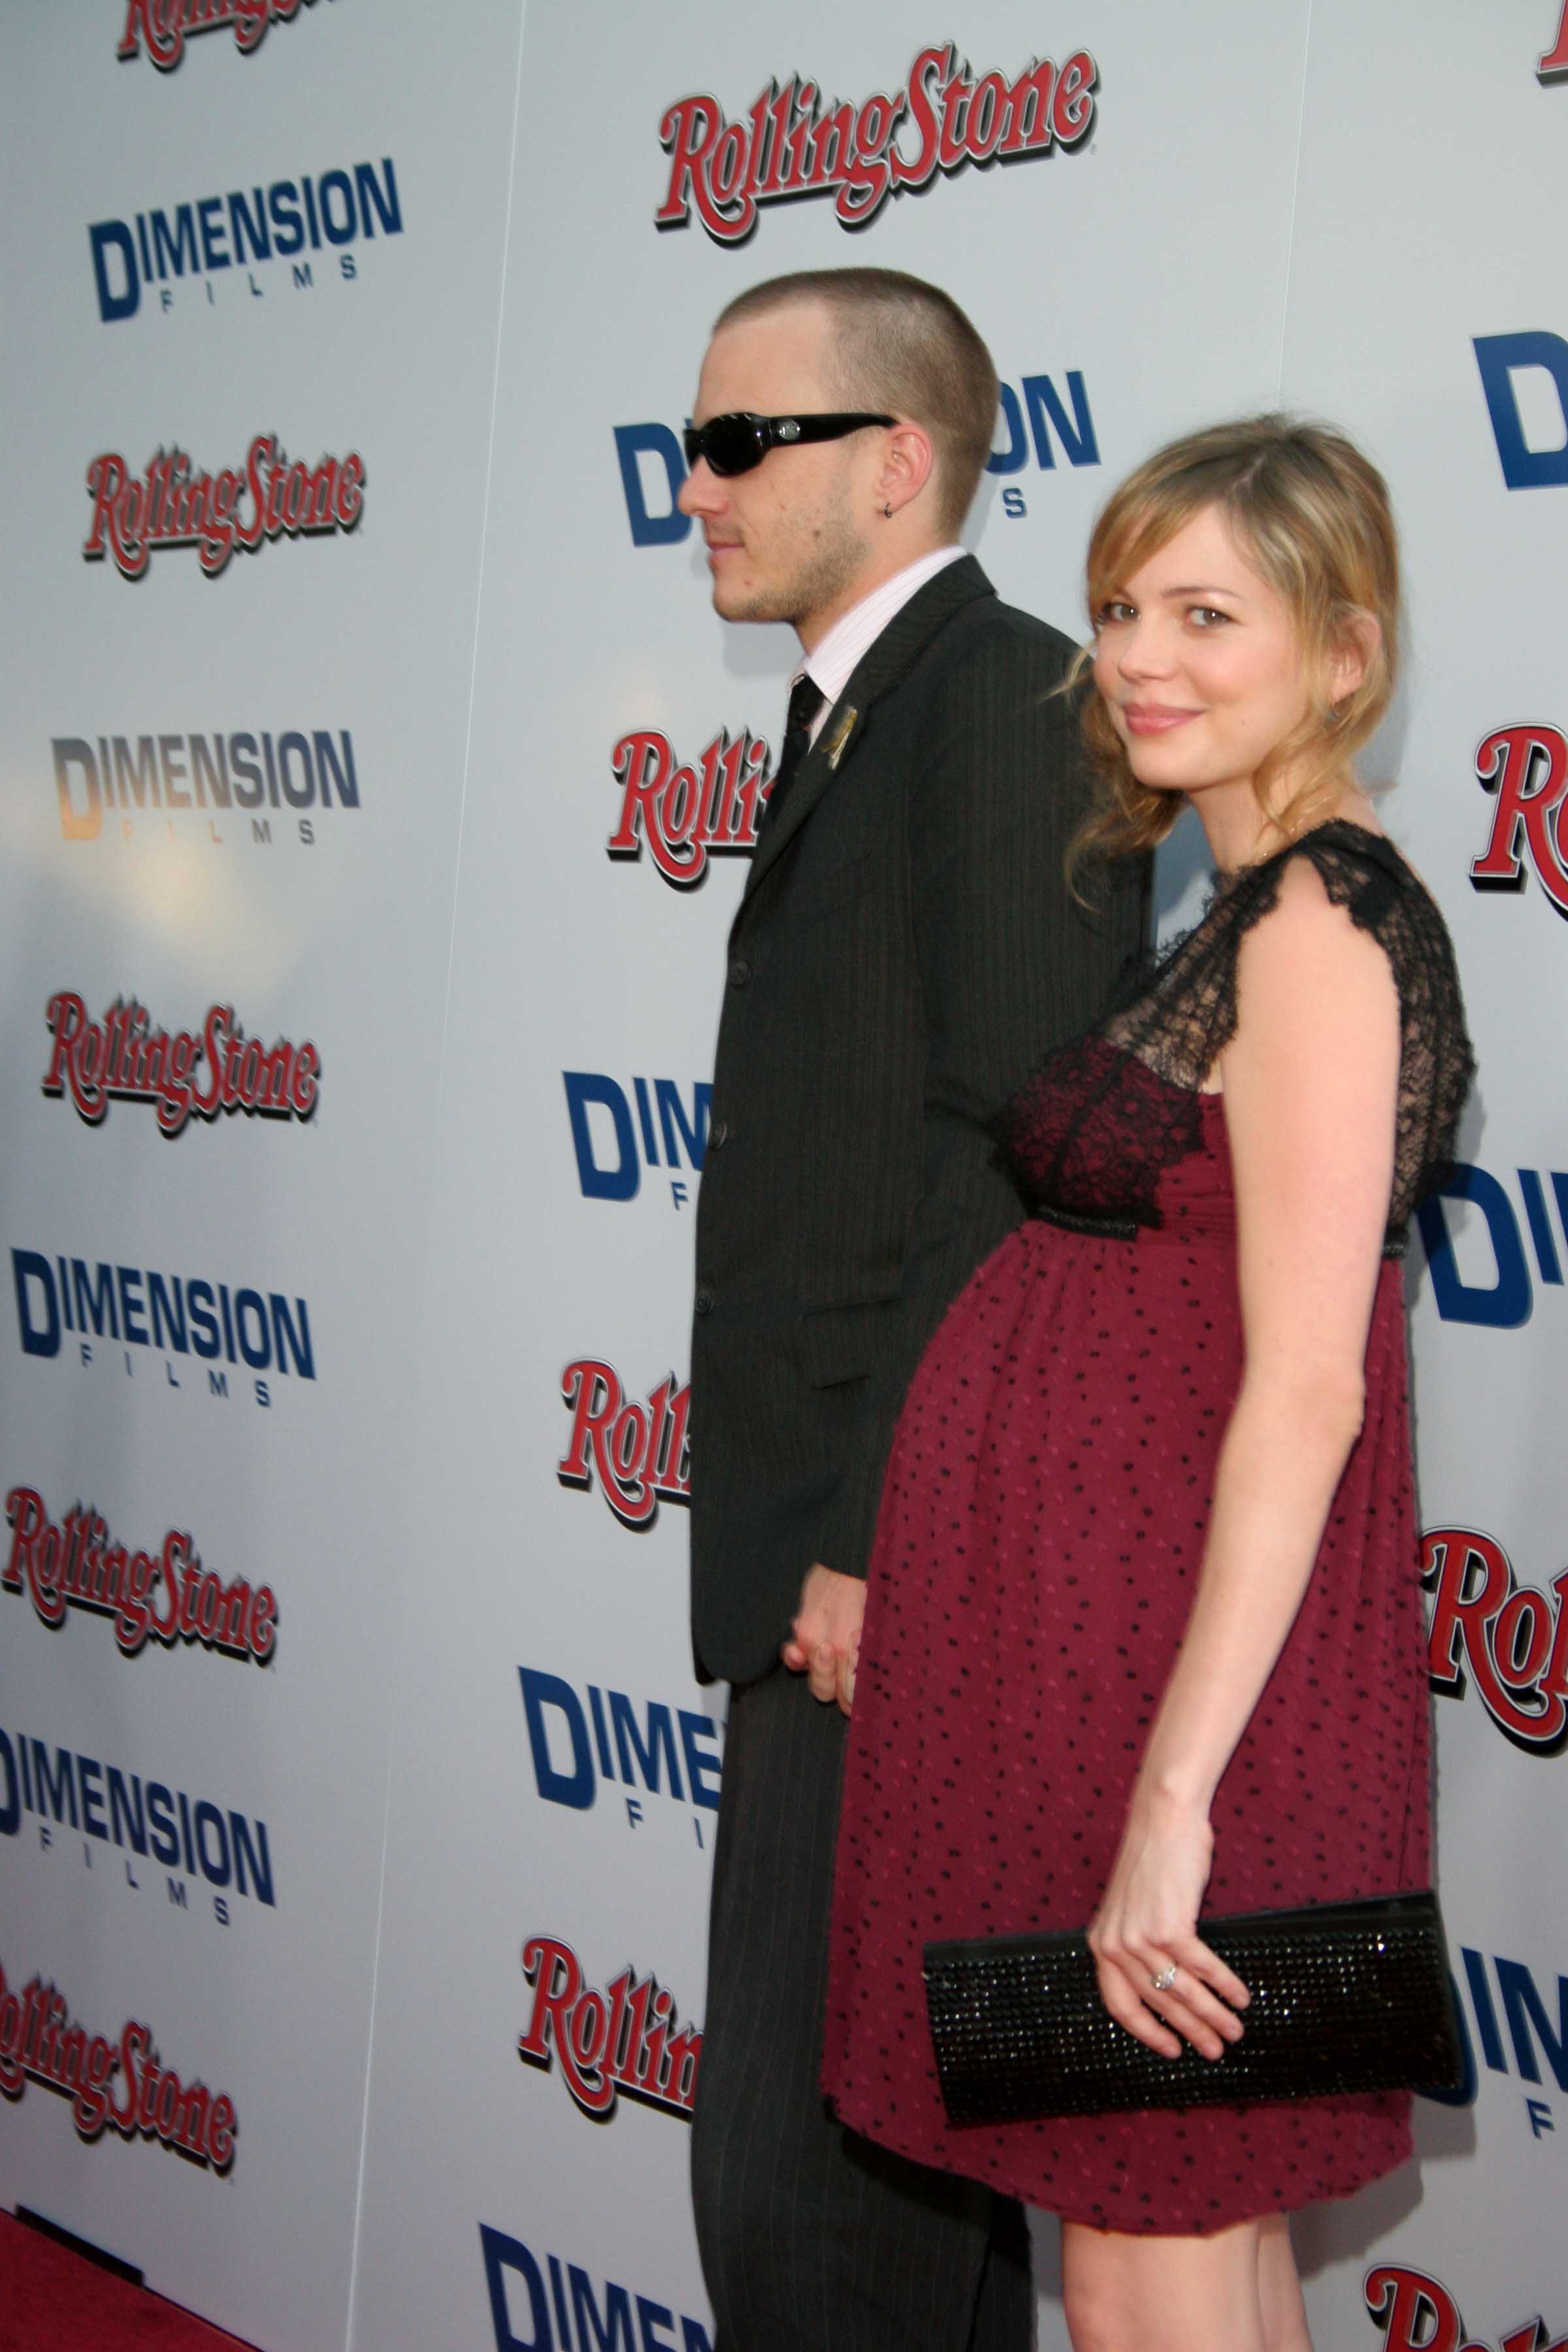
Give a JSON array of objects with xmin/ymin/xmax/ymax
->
[{"xmin": 821, "ymin": 416, "xmax": 1473, "ymax": 2351}]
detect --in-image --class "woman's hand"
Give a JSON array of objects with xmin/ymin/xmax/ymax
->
[{"xmin": 1087, "ymin": 1789, "xmax": 1250, "ymax": 2061}]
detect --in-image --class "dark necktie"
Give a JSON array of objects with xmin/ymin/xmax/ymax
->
[{"xmin": 762, "ymin": 672, "xmax": 826, "ymax": 834}]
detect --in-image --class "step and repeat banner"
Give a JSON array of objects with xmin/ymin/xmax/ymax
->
[
  {"xmin": 0, "ymin": 5, "xmax": 1563, "ymax": 2350},
  {"xmin": 0, "ymin": 7, "xmax": 525, "ymax": 2350}
]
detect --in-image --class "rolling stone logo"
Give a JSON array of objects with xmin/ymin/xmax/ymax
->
[
  {"xmin": 1471, "ymin": 723, "xmax": 1568, "ymax": 916},
  {"xmin": 5, "ymin": 1485, "xmax": 278, "ymax": 1665},
  {"xmin": 1366, "ymin": 2265, "xmax": 1565, "ymax": 2352},
  {"xmin": 1543, "ymin": 2, "xmax": 1568, "ymax": 78},
  {"xmin": 1424, "ymin": 1527, "xmax": 1567, "ymax": 1753},
  {"xmin": 659, "ymin": 41, "xmax": 1097, "ymax": 245},
  {"xmin": 118, "ymin": 0, "xmax": 329, "ymax": 72},
  {"xmin": 43, "ymin": 992, "xmax": 319, "ymax": 1139},
  {"xmin": 610, "ymin": 727, "xmax": 770, "ymax": 886},
  {"xmin": 559, "ymin": 1360, "xmax": 691, "ymax": 1529},
  {"xmin": 519, "ymin": 1935, "xmax": 701, "ymax": 2123},
  {"xmin": 84, "ymin": 435, "xmax": 364, "ymax": 581},
  {"xmin": 0, "ymin": 1959, "xmax": 237, "ymax": 2171}
]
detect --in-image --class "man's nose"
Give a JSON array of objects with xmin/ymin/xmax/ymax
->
[{"xmin": 678, "ymin": 461, "xmax": 724, "ymax": 519}]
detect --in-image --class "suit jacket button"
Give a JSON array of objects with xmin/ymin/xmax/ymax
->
[
  {"xmin": 728, "ymin": 956, "xmax": 752, "ymax": 987},
  {"xmin": 694, "ymin": 1286, "xmax": 715, "ymax": 1315},
  {"xmin": 710, "ymin": 1120, "xmax": 730, "ymax": 1149}
]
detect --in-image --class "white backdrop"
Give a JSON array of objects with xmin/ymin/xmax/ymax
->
[{"xmin": 0, "ymin": 6, "xmax": 1563, "ymax": 2350}]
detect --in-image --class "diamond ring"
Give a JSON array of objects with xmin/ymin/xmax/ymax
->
[{"xmin": 1150, "ymin": 1963, "xmax": 1179, "ymax": 1993}]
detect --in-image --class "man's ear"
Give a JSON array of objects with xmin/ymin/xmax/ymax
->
[{"xmin": 874, "ymin": 423, "xmax": 936, "ymax": 517}]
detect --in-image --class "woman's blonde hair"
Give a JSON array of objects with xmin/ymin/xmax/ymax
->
[{"xmin": 1072, "ymin": 414, "xmax": 1400, "ymax": 866}]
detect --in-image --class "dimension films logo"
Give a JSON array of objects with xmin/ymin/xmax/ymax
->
[
  {"xmin": 54, "ymin": 728, "xmax": 360, "ymax": 849},
  {"xmin": 479, "ymin": 2225, "xmax": 713, "ymax": 2352},
  {"xmin": 84, "ymin": 435, "xmax": 364, "ymax": 581},
  {"xmin": 565, "ymin": 1075, "xmax": 710, "ymax": 1207},
  {"xmin": 1475, "ymin": 335, "xmax": 1568, "ymax": 492},
  {"xmin": 988, "ymin": 370, "xmax": 1100, "ymax": 523},
  {"xmin": 1, "ymin": 1718, "xmax": 275, "ymax": 1927},
  {"xmin": 42, "ymin": 994, "xmax": 319, "ymax": 1139},
  {"xmin": 90, "ymin": 156, "xmax": 400, "ymax": 322},
  {"xmin": 5, "ymin": 1484, "xmax": 277, "ymax": 1665},
  {"xmin": 1473, "ymin": 723, "xmax": 1568, "ymax": 911},
  {"xmin": 11, "ymin": 1247, "xmax": 315, "ymax": 1411},
  {"xmin": 0, "ymin": 1959, "xmax": 236, "ymax": 2171},
  {"xmin": 1443, "ymin": 1938, "xmax": 1568, "ymax": 2134},
  {"xmin": 610, "ymin": 727, "xmax": 770, "ymax": 884},
  {"xmin": 1365, "ymin": 2266, "xmax": 1565, "ymax": 2352},
  {"xmin": 118, "ymin": 0, "xmax": 331, "ymax": 72},
  {"xmin": 657, "ymin": 41, "xmax": 1096, "ymax": 244},
  {"xmin": 560, "ymin": 1360, "xmax": 691, "ymax": 1527},
  {"xmin": 1417, "ymin": 1164, "xmax": 1567, "ymax": 1328},
  {"xmin": 520, "ymin": 1665, "xmax": 721, "ymax": 1837},
  {"xmin": 1424, "ymin": 1527, "xmax": 1566, "ymax": 1754},
  {"xmin": 519, "ymin": 1936, "xmax": 701, "ymax": 2123}
]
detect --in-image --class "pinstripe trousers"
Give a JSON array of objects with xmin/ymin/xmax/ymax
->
[{"xmin": 691, "ymin": 1666, "xmax": 1034, "ymax": 2351}]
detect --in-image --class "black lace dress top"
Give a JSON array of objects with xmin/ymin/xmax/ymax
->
[
  {"xmin": 994, "ymin": 821, "xmax": 1474, "ymax": 1251},
  {"xmin": 824, "ymin": 822, "xmax": 1475, "ymax": 2236}
]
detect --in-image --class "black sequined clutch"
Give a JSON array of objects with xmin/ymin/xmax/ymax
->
[{"xmin": 923, "ymin": 1891, "xmax": 1462, "ymax": 2125}]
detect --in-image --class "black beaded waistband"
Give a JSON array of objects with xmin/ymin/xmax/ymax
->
[
  {"xmin": 1028, "ymin": 1200, "xmax": 1409, "ymax": 1258},
  {"xmin": 1028, "ymin": 1201, "xmax": 1139, "ymax": 1241}
]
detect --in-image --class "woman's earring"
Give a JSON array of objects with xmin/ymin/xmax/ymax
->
[{"xmin": 883, "ymin": 502, "xmax": 892, "ymax": 519}]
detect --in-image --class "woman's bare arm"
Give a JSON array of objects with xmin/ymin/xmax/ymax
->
[{"xmin": 1088, "ymin": 855, "xmax": 1401, "ymax": 2059}]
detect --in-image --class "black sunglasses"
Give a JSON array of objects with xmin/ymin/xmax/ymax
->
[{"xmin": 682, "ymin": 410, "xmax": 896, "ymax": 478}]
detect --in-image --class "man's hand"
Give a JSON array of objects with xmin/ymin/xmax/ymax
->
[{"xmin": 781, "ymin": 1563, "xmax": 864, "ymax": 1716}]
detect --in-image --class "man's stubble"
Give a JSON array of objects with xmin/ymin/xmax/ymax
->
[{"xmin": 722, "ymin": 480, "xmax": 872, "ymax": 638}]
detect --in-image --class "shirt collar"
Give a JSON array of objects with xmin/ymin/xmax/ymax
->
[{"xmin": 794, "ymin": 546, "xmax": 966, "ymax": 740}]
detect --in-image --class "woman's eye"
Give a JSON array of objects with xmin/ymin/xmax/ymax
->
[
  {"xmin": 1095, "ymin": 599, "xmax": 1135, "ymax": 628},
  {"xmin": 1188, "ymin": 606, "xmax": 1231, "ymax": 628}
]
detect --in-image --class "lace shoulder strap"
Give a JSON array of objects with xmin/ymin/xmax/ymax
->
[{"xmin": 1108, "ymin": 821, "xmax": 1474, "ymax": 1230}]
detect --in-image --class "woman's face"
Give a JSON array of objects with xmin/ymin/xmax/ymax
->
[{"xmin": 1091, "ymin": 504, "xmax": 1318, "ymax": 813}]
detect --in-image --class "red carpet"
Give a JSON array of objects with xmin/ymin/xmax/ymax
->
[{"xmin": 0, "ymin": 2209, "xmax": 257, "ymax": 2351}]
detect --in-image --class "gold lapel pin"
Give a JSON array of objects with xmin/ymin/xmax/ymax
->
[{"xmin": 825, "ymin": 706, "xmax": 858, "ymax": 770}]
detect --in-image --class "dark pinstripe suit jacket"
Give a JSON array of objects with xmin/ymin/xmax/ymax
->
[{"xmin": 689, "ymin": 555, "xmax": 1147, "ymax": 1686}]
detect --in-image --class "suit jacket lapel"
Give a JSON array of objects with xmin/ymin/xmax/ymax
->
[{"xmin": 738, "ymin": 555, "xmax": 997, "ymax": 911}]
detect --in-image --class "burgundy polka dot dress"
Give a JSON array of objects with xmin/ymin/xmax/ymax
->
[{"xmin": 823, "ymin": 825, "xmax": 1473, "ymax": 2237}]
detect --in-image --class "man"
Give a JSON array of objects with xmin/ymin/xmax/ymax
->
[{"xmin": 681, "ymin": 268, "xmax": 1145, "ymax": 2351}]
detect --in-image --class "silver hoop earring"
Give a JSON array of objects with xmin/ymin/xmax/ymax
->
[{"xmin": 883, "ymin": 502, "xmax": 892, "ymax": 519}]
